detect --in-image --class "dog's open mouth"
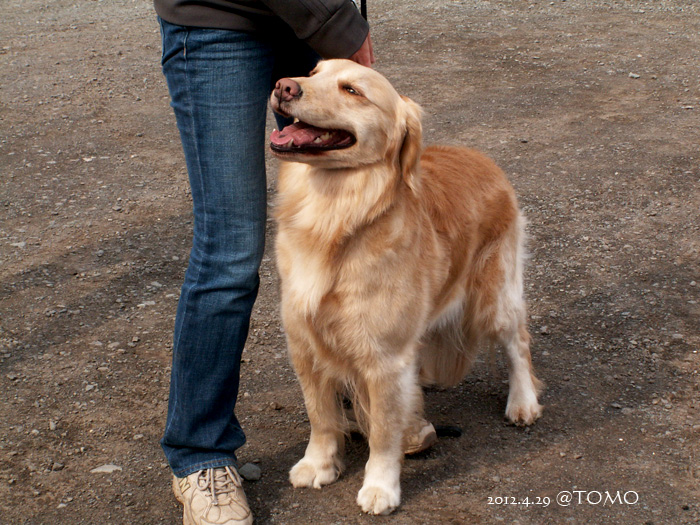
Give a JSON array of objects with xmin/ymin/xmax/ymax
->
[{"xmin": 270, "ymin": 121, "xmax": 356, "ymax": 153}]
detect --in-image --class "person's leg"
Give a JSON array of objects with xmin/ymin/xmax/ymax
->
[{"xmin": 159, "ymin": 18, "xmax": 274, "ymax": 477}]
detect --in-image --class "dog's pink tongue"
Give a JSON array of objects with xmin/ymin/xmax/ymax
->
[{"xmin": 270, "ymin": 122, "xmax": 319, "ymax": 147}]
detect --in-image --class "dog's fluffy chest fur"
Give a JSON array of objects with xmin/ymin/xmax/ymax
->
[{"xmin": 275, "ymin": 162, "xmax": 441, "ymax": 357}]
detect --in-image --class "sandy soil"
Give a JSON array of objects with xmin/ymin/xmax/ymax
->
[{"xmin": 1, "ymin": 0, "xmax": 699, "ymax": 523}]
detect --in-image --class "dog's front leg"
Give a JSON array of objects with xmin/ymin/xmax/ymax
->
[
  {"xmin": 288, "ymin": 346, "xmax": 344, "ymax": 489},
  {"xmin": 356, "ymin": 362, "xmax": 417, "ymax": 515}
]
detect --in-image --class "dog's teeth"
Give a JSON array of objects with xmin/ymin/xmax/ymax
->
[
  {"xmin": 286, "ymin": 139, "xmax": 294, "ymax": 147},
  {"xmin": 293, "ymin": 118, "xmax": 300, "ymax": 123},
  {"xmin": 313, "ymin": 137, "xmax": 323, "ymax": 144},
  {"xmin": 320, "ymin": 132, "xmax": 332, "ymax": 141}
]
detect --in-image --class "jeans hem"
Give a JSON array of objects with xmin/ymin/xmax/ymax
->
[{"xmin": 172, "ymin": 458, "xmax": 239, "ymax": 478}]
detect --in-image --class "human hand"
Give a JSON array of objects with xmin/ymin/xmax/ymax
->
[{"xmin": 349, "ymin": 32, "xmax": 375, "ymax": 67}]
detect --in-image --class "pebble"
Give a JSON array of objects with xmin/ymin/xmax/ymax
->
[
  {"xmin": 90, "ymin": 464, "xmax": 122, "ymax": 474},
  {"xmin": 238, "ymin": 463, "xmax": 261, "ymax": 481}
]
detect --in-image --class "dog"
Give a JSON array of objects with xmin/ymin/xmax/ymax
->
[{"xmin": 269, "ymin": 59, "xmax": 543, "ymax": 515}]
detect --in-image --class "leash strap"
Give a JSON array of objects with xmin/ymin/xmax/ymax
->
[{"xmin": 352, "ymin": 0, "xmax": 367, "ymax": 20}]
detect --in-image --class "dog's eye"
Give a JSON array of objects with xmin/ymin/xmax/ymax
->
[{"xmin": 343, "ymin": 85, "xmax": 361, "ymax": 96}]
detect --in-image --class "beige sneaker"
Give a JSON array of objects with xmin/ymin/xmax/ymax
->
[
  {"xmin": 173, "ymin": 466, "xmax": 253, "ymax": 525},
  {"xmin": 402, "ymin": 419, "xmax": 438, "ymax": 455}
]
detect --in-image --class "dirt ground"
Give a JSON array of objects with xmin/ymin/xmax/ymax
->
[{"xmin": 1, "ymin": 0, "xmax": 699, "ymax": 523}]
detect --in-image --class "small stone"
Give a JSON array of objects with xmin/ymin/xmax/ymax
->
[
  {"xmin": 137, "ymin": 301, "xmax": 155, "ymax": 308},
  {"xmin": 238, "ymin": 463, "xmax": 261, "ymax": 481},
  {"xmin": 90, "ymin": 464, "xmax": 122, "ymax": 474},
  {"xmin": 629, "ymin": 72, "xmax": 640, "ymax": 79}
]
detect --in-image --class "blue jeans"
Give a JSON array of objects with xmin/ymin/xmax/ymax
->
[{"xmin": 159, "ymin": 18, "xmax": 318, "ymax": 477}]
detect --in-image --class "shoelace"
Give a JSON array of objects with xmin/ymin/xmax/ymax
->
[{"xmin": 196, "ymin": 466, "xmax": 242, "ymax": 506}]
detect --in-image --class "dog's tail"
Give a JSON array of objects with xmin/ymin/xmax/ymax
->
[{"xmin": 418, "ymin": 311, "xmax": 480, "ymax": 387}]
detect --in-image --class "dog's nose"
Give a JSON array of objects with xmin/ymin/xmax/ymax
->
[{"xmin": 274, "ymin": 78, "xmax": 302, "ymax": 102}]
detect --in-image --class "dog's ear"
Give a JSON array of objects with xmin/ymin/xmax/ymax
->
[{"xmin": 399, "ymin": 95, "xmax": 423, "ymax": 193}]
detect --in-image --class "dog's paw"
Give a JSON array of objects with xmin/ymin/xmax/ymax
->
[
  {"xmin": 289, "ymin": 458, "xmax": 340, "ymax": 489},
  {"xmin": 505, "ymin": 392, "xmax": 543, "ymax": 426},
  {"xmin": 357, "ymin": 484, "xmax": 400, "ymax": 515}
]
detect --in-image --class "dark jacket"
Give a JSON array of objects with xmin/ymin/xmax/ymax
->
[{"xmin": 154, "ymin": 0, "xmax": 369, "ymax": 59}]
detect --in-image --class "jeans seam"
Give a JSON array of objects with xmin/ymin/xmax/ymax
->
[
  {"xmin": 163, "ymin": 27, "xmax": 201, "ymax": 444},
  {"xmin": 173, "ymin": 26, "xmax": 207, "ymax": 357}
]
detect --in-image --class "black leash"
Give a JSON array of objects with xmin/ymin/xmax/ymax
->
[{"xmin": 361, "ymin": 0, "xmax": 367, "ymax": 20}]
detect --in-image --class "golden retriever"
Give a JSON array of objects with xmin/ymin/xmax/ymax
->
[{"xmin": 269, "ymin": 59, "xmax": 543, "ymax": 515}]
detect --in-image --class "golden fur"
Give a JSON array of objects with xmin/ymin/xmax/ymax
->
[{"xmin": 270, "ymin": 59, "xmax": 543, "ymax": 515}]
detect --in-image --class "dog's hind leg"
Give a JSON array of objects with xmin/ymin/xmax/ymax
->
[
  {"xmin": 501, "ymin": 321, "xmax": 543, "ymax": 425},
  {"xmin": 495, "ymin": 214, "xmax": 543, "ymax": 425},
  {"xmin": 288, "ymin": 341, "xmax": 345, "ymax": 489}
]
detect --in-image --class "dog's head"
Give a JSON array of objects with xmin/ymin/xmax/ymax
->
[{"xmin": 270, "ymin": 60, "xmax": 422, "ymax": 186}]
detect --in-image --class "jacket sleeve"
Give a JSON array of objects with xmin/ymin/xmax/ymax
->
[{"xmin": 260, "ymin": 0, "xmax": 369, "ymax": 59}]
